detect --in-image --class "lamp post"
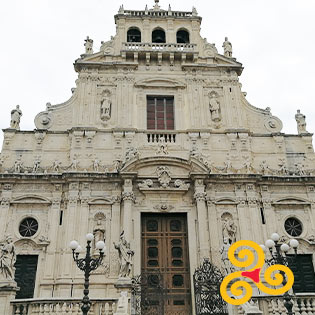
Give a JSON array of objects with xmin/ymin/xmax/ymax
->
[
  {"xmin": 260, "ymin": 233, "xmax": 299, "ymax": 315},
  {"xmin": 69, "ymin": 233, "xmax": 106, "ymax": 315}
]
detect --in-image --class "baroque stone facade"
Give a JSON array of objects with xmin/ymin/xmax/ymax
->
[{"xmin": 1, "ymin": 1, "xmax": 315, "ymax": 314}]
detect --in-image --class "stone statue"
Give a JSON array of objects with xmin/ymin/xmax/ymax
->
[
  {"xmin": 53, "ymin": 160, "xmax": 61, "ymax": 172},
  {"xmin": 220, "ymin": 238, "xmax": 235, "ymax": 275},
  {"xmin": 295, "ymin": 109, "xmax": 308, "ymax": 134},
  {"xmin": 93, "ymin": 218, "xmax": 105, "ymax": 245},
  {"xmin": 70, "ymin": 157, "xmax": 79, "ymax": 171},
  {"xmin": 260, "ymin": 160, "xmax": 269, "ymax": 175},
  {"xmin": 114, "ymin": 231, "xmax": 134, "ymax": 278},
  {"xmin": 222, "ymin": 37, "xmax": 232, "ymax": 58},
  {"xmin": 14, "ymin": 160, "xmax": 23, "ymax": 173},
  {"xmin": 224, "ymin": 154, "xmax": 232, "ymax": 172},
  {"xmin": 32, "ymin": 157, "xmax": 41, "ymax": 173},
  {"xmin": 209, "ymin": 94, "xmax": 221, "ymax": 122},
  {"xmin": 10, "ymin": 105, "xmax": 22, "ymax": 129},
  {"xmin": 84, "ymin": 36, "xmax": 93, "ymax": 54},
  {"xmin": 100, "ymin": 93, "xmax": 111, "ymax": 121},
  {"xmin": 0, "ymin": 236, "xmax": 16, "ymax": 281},
  {"xmin": 278, "ymin": 158, "xmax": 288, "ymax": 175},
  {"xmin": 222, "ymin": 217, "xmax": 237, "ymax": 244},
  {"xmin": 295, "ymin": 161, "xmax": 306, "ymax": 176},
  {"xmin": 93, "ymin": 159, "xmax": 100, "ymax": 172}
]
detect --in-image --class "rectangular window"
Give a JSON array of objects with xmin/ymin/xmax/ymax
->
[
  {"xmin": 147, "ymin": 96, "xmax": 174, "ymax": 130},
  {"xmin": 288, "ymin": 254, "xmax": 315, "ymax": 293}
]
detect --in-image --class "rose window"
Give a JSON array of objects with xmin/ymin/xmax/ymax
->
[{"xmin": 19, "ymin": 218, "xmax": 39, "ymax": 237}]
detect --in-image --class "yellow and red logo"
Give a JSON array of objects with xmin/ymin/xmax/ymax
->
[{"xmin": 220, "ymin": 240, "xmax": 294, "ymax": 306}]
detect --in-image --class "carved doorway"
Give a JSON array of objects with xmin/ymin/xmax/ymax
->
[
  {"xmin": 14, "ymin": 255, "xmax": 38, "ymax": 299},
  {"xmin": 141, "ymin": 213, "xmax": 192, "ymax": 315}
]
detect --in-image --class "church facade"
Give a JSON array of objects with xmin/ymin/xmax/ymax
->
[{"xmin": 1, "ymin": 1, "xmax": 315, "ymax": 314}]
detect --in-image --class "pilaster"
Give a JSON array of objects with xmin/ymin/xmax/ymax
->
[
  {"xmin": 194, "ymin": 179, "xmax": 210, "ymax": 259},
  {"xmin": 0, "ymin": 184, "xmax": 12, "ymax": 238},
  {"xmin": 122, "ymin": 179, "xmax": 135, "ymax": 242}
]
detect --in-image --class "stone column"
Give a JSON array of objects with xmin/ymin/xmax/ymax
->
[
  {"xmin": 194, "ymin": 179, "xmax": 210, "ymax": 260},
  {"xmin": 0, "ymin": 184, "xmax": 12, "ymax": 238},
  {"xmin": 122, "ymin": 179, "xmax": 135, "ymax": 242}
]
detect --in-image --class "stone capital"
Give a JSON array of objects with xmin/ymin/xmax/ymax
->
[
  {"xmin": 122, "ymin": 192, "xmax": 135, "ymax": 202},
  {"xmin": 194, "ymin": 192, "xmax": 207, "ymax": 202}
]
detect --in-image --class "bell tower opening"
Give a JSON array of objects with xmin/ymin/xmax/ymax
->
[
  {"xmin": 152, "ymin": 28, "xmax": 166, "ymax": 43},
  {"xmin": 127, "ymin": 27, "xmax": 141, "ymax": 43}
]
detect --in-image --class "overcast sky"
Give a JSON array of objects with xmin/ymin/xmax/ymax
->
[{"xmin": 1, "ymin": 0, "xmax": 314, "ymax": 145}]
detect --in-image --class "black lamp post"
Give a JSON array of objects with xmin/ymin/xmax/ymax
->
[
  {"xmin": 70, "ymin": 233, "xmax": 106, "ymax": 315},
  {"xmin": 260, "ymin": 233, "xmax": 299, "ymax": 315}
]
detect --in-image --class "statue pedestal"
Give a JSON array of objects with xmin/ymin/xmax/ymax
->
[
  {"xmin": 114, "ymin": 278, "xmax": 132, "ymax": 315},
  {"xmin": 0, "ymin": 281, "xmax": 19, "ymax": 315}
]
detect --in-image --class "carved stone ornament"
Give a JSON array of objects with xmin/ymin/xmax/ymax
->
[
  {"xmin": 264, "ymin": 116, "xmax": 283, "ymax": 133},
  {"xmin": 122, "ymin": 192, "xmax": 135, "ymax": 202},
  {"xmin": 138, "ymin": 179, "xmax": 153, "ymax": 189},
  {"xmin": 100, "ymin": 37, "xmax": 115, "ymax": 55},
  {"xmin": 34, "ymin": 111, "xmax": 52, "ymax": 130},
  {"xmin": 174, "ymin": 179, "xmax": 190, "ymax": 190},
  {"xmin": 156, "ymin": 166, "xmax": 171, "ymax": 188},
  {"xmin": 153, "ymin": 204, "xmax": 174, "ymax": 212},
  {"xmin": 156, "ymin": 137, "xmax": 169, "ymax": 155},
  {"xmin": 125, "ymin": 147, "xmax": 140, "ymax": 162},
  {"xmin": 194, "ymin": 192, "xmax": 207, "ymax": 202}
]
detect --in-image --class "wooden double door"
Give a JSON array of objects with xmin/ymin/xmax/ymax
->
[{"xmin": 141, "ymin": 213, "xmax": 192, "ymax": 315}]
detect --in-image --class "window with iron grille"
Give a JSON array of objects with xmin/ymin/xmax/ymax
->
[{"xmin": 147, "ymin": 96, "xmax": 174, "ymax": 130}]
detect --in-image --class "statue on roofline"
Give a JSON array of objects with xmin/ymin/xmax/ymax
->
[{"xmin": 10, "ymin": 105, "xmax": 22, "ymax": 130}]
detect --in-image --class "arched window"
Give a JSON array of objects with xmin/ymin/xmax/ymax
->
[
  {"xmin": 152, "ymin": 28, "xmax": 166, "ymax": 43},
  {"xmin": 127, "ymin": 28, "xmax": 141, "ymax": 43},
  {"xmin": 176, "ymin": 29, "xmax": 190, "ymax": 44}
]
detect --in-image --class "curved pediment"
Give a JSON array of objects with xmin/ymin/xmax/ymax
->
[
  {"xmin": 272, "ymin": 197, "xmax": 310, "ymax": 205},
  {"xmin": 11, "ymin": 195, "xmax": 51, "ymax": 204},
  {"xmin": 215, "ymin": 198, "xmax": 238, "ymax": 204},
  {"xmin": 134, "ymin": 77, "xmax": 186, "ymax": 89},
  {"xmin": 121, "ymin": 156, "xmax": 209, "ymax": 176},
  {"xmin": 89, "ymin": 197, "xmax": 116, "ymax": 205}
]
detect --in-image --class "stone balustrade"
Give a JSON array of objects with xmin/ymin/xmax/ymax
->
[
  {"xmin": 121, "ymin": 10, "xmax": 197, "ymax": 18},
  {"xmin": 122, "ymin": 42, "xmax": 196, "ymax": 53},
  {"xmin": 11, "ymin": 298, "xmax": 117, "ymax": 315},
  {"xmin": 254, "ymin": 295, "xmax": 315, "ymax": 314},
  {"xmin": 146, "ymin": 132, "xmax": 177, "ymax": 144}
]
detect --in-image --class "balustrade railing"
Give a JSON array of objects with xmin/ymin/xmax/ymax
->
[
  {"xmin": 122, "ymin": 42, "xmax": 196, "ymax": 52},
  {"xmin": 121, "ymin": 10, "xmax": 196, "ymax": 18},
  {"xmin": 11, "ymin": 298, "xmax": 117, "ymax": 315},
  {"xmin": 255, "ymin": 295, "xmax": 315, "ymax": 314},
  {"xmin": 146, "ymin": 132, "xmax": 176, "ymax": 143}
]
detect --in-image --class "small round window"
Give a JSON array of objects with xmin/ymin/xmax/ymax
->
[
  {"xmin": 19, "ymin": 218, "xmax": 39, "ymax": 237},
  {"xmin": 284, "ymin": 217, "xmax": 302, "ymax": 237}
]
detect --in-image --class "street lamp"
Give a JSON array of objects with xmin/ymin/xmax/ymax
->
[
  {"xmin": 70, "ymin": 233, "xmax": 106, "ymax": 315},
  {"xmin": 261, "ymin": 233, "xmax": 299, "ymax": 315}
]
